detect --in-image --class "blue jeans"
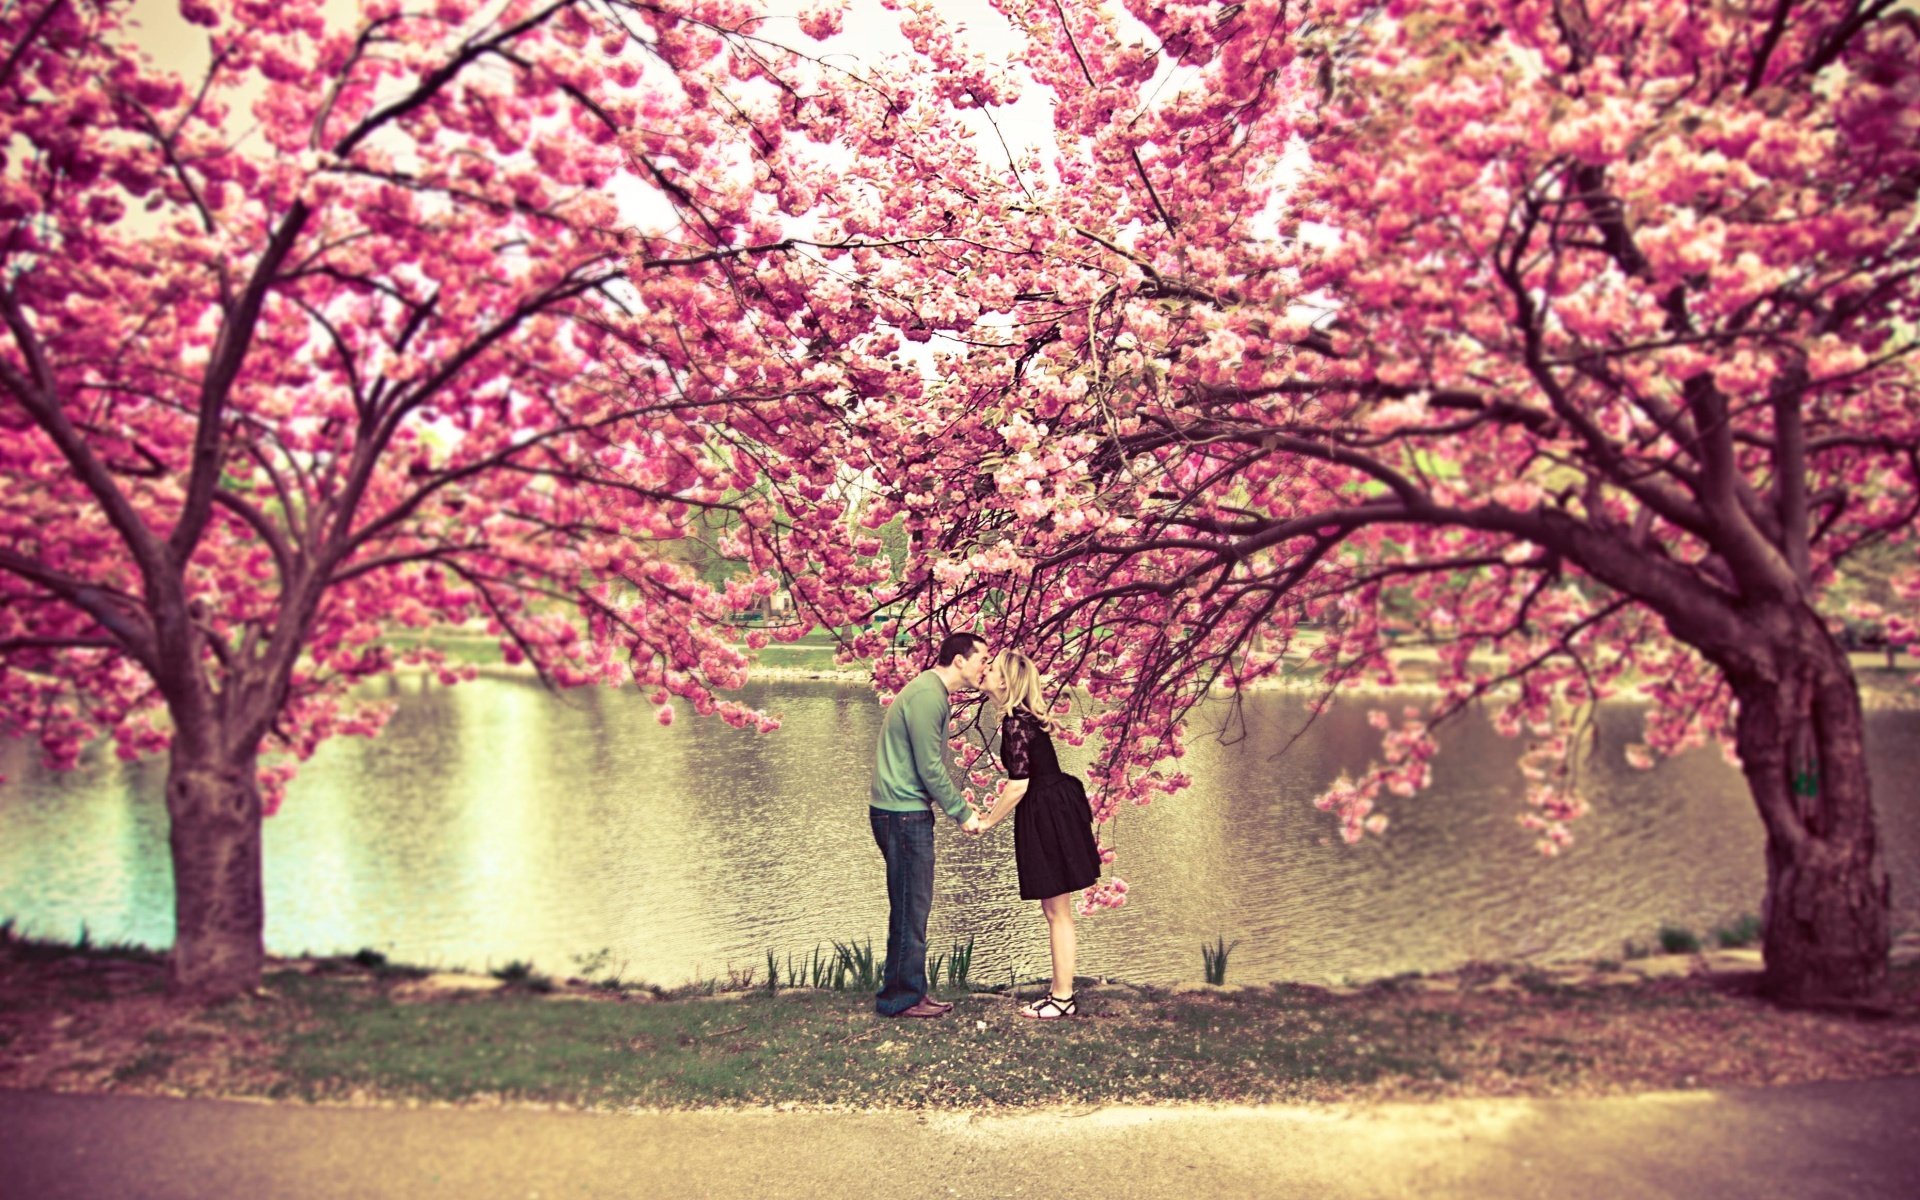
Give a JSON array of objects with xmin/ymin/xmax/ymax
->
[{"xmin": 870, "ymin": 807, "xmax": 935, "ymax": 1015}]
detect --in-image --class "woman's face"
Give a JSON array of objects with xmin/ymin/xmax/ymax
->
[{"xmin": 983, "ymin": 658, "xmax": 1007, "ymax": 699}]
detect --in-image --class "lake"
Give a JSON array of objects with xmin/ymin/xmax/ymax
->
[{"xmin": 2, "ymin": 676, "xmax": 1915, "ymax": 988}]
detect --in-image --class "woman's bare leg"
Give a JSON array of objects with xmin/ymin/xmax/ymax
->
[{"xmin": 1041, "ymin": 892, "xmax": 1077, "ymax": 998}]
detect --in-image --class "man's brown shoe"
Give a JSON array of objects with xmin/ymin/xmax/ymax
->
[{"xmin": 895, "ymin": 998, "xmax": 952, "ymax": 1018}]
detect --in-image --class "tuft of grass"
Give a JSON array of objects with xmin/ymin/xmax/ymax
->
[
  {"xmin": 0, "ymin": 921, "xmax": 154, "ymax": 965},
  {"xmin": 1713, "ymin": 914, "xmax": 1763, "ymax": 949},
  {"xmin": 801, "ymin": 944, "xmax": 837, "ymax": 990},
  {"xmin": 490, "ymin": 960, "xmax": 554, "ymax": 992},
  {"xmin": 946, "ymin": 936, "xmax": 975, "ymax": 991},
  {"xmin": 1202, "ymin": 936, "xmax": 1240, "ymax": 986},
  {"xmin": 110, "ymin": 1049, "xmax": 177, "ymax": 1086},
  {"xmin": 381, "ymin": 635, "xmax": 503, "ymax": 667},
  {"xmin": 1658, "ymin": 923, "xmax": 1702, "ymax": 955},
  {"xmin": 570, "ymin": 948, "xmax": 612, "ymax": 978},
  {"xmin": 1514, "ymin": 969, "xmax": 1560, "ymax": 994},
  {"xmin": 749, "ymin": 644, "xmax": 855, "ymax": 673},
  {"xmin": 570, "ymin": 948, "xmax": 630, "ymax": 992},
  {"xmin": 332, "ymin": 947, "xmax": 429, "ymax": 981},
  {"xmin": 783, "ymin": 950, "xmax": 812, "ymax": 993},
  {"xmin": 832, "ymin": 939, "xmax": 879, "ymax": 993}
]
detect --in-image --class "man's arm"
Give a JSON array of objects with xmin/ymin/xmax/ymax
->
[{"xmin": 905, "ymin": 688, "xmax": 973, "ymax": 824}]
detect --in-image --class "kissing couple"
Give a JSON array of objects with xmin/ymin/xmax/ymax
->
[{"xmin": 868, "ymin": 633, "xmax": 1103, "ymax": 1020}]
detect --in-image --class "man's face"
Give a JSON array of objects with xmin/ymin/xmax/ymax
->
[{"xmin": 957, "ymin": 645, "xmax": 992, "ymax": 690}]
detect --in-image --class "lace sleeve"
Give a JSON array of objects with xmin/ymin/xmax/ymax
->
[{"xmin": 999, "ymin": 713, "xmax": 1034, "ymax": 780}]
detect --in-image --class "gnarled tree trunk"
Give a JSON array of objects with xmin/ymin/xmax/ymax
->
[
  {"xmin": 164, "ymin": 738, "xmax": 265, "ymax": 1001},
  {"xmin": 1730, "ymin": 623, "xmax": 1890, "ymax": 1008}
]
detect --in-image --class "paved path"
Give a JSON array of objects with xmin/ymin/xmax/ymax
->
[{"xmin": 3, "ymin": 1079, "xmax": 1918, "ymax": 1199}]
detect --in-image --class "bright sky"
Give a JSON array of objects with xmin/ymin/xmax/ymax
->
[{"xmin": 123, "ymin": 0, "xmax": 1062, "ymax": 230}]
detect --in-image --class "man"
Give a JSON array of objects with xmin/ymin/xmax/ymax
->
[{"xmin": 869, "ymin": 631, "xmax": 991, "ymax": 1018}]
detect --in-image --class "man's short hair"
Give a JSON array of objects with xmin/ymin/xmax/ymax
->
[{"xmin": 935, "ymin": 632, "xmax": 988, "ymax": 666}]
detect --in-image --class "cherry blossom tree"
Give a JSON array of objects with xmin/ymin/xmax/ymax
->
[
  {"xmin": 0, "ymin": 0, "xmax": 905, "ymax": 1000},
  {"xmin": 845, "ymin": 0, "xmax": 1918, "ymax": 1007}
]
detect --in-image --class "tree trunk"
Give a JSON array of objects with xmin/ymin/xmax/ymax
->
[
  {"xmin": 165, "ymin": 743, "xmax": 265, "ymax": 1001},
  {"xmin": 1731, "ymin": 630, "xmax": 1890, "ymax": 1008}
]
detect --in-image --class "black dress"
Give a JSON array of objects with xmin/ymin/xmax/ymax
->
[{"xmin": 1000, "ymin": 708, "xmax": 1103, "ymax": 901}]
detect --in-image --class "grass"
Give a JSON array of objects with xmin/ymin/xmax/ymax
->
[
  {"xmin": 381, "ymin": 635, "xmax": 505, "ymax": 667},
  {"xmin": 1658, "ymin": 924, "xmax": 1704, "ymax": 954},
  {"xmin": 8, "ymin": 932, "xmax": 1920, "ymax": 1112},
  {"xmin": 945, "ymin": 936, "xmax": 975, "ymax": 992},
  {"xmin": 751, "ymin": 642, "xmax": 862, "ymax": 674},
  {"xmin": 381, "ymin": 628, "xmax": 1920, "ymax": 696},
  {"xmin": 1202, "ymin": 936, "xmax": 1239, "ymax": 986},
  {"xmin": 1714, "ymin": 914, "xmax": 1763, "ymax": 949},
  {"xmin": 396, "ymin": 630, "xmax": 867, "ymax": 677},
  {"xmin": 0, "ymin": 964, "xmax": 1506, "ymax": 1107},
  {"xmin": 490, "ymin": 960, "xmax": 554, "ymax": 992},
  {"xmin": 570, "ymin": 948, "xmax": 631, "ymax": 992},
  {"xmin": 0, "ymin": 920, "xmax": 152, "ymax": 967},
  {"xmin": 427, "ymin": 938, "xmax": 915, "ymax": 999},
  {"xmin": 793, "ymin": 944, "xmax": 836, "ymax": 990},
  {"xmin": 833, "ymin": 939, "xmax": 881, "ymax": 992}
]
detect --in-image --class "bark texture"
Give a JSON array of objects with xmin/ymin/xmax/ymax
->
[
  {"xmin": 1730, "ymin": 620, "xmax": 1890, "ymax": 1008},
  {"xmin": 164, "ymin": 747, "xmax": 265, "ymax": 1001}
]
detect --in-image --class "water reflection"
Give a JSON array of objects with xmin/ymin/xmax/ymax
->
[{"xmin": 1, "ymin": 678, "xmax": 1914, "ymax": 988}]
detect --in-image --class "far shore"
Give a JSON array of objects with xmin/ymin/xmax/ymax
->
[{"xmin": 445, "ymin": 652, "xmax": 1920, "ymax": 711}]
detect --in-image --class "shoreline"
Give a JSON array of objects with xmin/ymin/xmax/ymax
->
[
  {"xmin": 6, "ymin": 925, "xmax": 1913, "ymax": 1005},
  {"xmin": 301, "ymin": 932, "xmax": 1920, "ymax": 1002}
]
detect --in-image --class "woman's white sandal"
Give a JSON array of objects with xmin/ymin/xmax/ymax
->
[{"xmin": 1020, "ymin": 993, "xmax": 1077, "ymax": 1019}]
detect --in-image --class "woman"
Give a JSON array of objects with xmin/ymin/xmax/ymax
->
[{"xmin": 976, "ymin": 649, "xmax": 1104, "ymax": 1019}]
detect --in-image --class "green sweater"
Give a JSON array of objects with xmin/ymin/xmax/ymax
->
[{"xmin": 870, "ymin": 669, "xmax": 971, "ymax": 823}]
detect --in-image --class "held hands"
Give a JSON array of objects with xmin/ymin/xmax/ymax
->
[{"xmin": 964, "ymin": 782, "xmax": 1017, "ymax": 836}]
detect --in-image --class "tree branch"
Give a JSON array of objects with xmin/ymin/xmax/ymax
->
[
  {"xmin": 0, "ymin": 548, "xmax": 157, "ymax": 668},
  {"xmin": 168, "ymin": 197, "xmax": 313, "ymax": 563},
  {"xmin": 0, "ymin": 291, "xmax": 171, "ymax": 590},
  {"xmin": 211, "ymin": 489, "xmax": 295, "ymax": 588}
]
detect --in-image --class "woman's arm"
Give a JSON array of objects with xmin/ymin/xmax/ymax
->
[
  {"xmin": 984, "ymin": 713, "xmax": 1035, "ymax": 831},
  {"xmin": 980, "ymin": 777, "xmax": 1028, "ymax": 831}
]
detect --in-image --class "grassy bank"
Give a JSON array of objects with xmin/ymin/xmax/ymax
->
[
  {"xmin": 4, "ymin": 934, "xmax": 1917, "ymax": 1111},
  {"xmin": 398, "ymin": 631, "xmax": 862, "ymax": 676}
]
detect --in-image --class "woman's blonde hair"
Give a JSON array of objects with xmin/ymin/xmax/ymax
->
[{"xmin": 991, "ymin": 649, "xmax": 1062, "ymax": 732}]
